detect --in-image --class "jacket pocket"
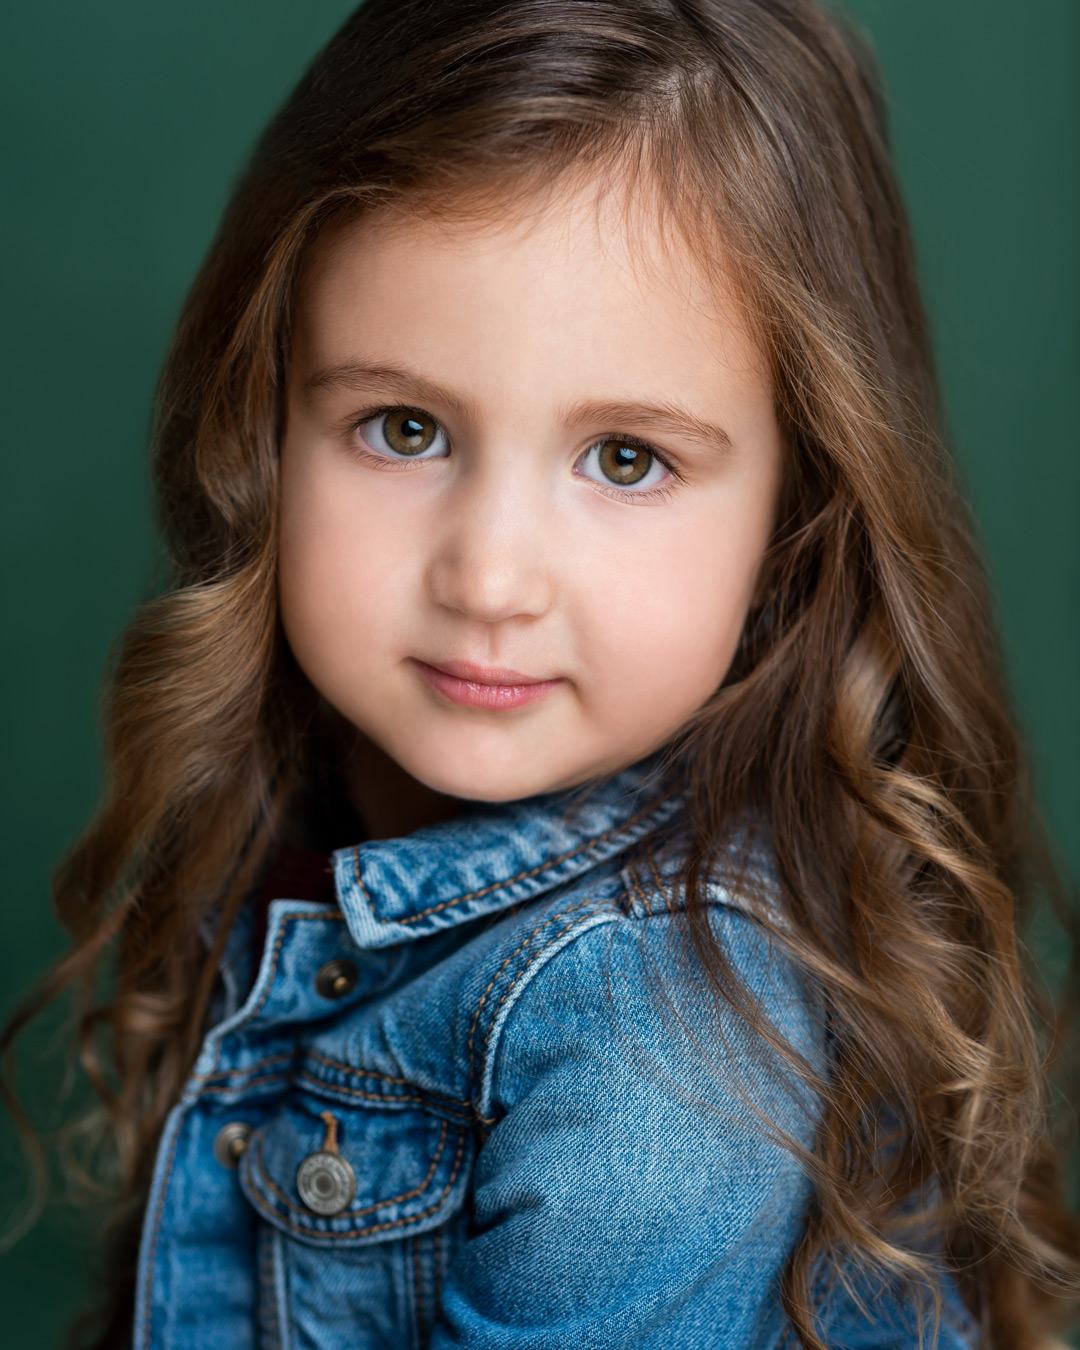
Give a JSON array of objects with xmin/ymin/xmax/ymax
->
[{"xmin": 238, "ymin": 1054, "xmax": 474, "ymax": 1248}]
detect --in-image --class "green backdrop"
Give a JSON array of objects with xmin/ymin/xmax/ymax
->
[{"xmin": 2, "ymin": 1, "xmax": 1077, "ymax": 1343}]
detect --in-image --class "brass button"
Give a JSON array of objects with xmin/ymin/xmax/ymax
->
[
  {"xmin": 213, "ymin": 1121, "xmax": 252, "ymax": 1170},
  {"xmin": 296, "ymin": 1150, "xmax": 357, "ymax": 1216},
  {"xmin": 315, "ymin": 958, "xmax": 359, "ymax": 1000}
]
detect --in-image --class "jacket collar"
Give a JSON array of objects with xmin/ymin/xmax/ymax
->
[{"xmin": 331, "ymin": 757, "xmax": 680, "ymax": 948}]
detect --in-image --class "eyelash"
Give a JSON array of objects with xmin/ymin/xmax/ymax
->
[
  {"xmin": 343, "ymin": 405, "xmax": 441, "ymax": 473},
  {"xmin": 342, "ymin": 404, "xmax": 683, "ymax": 502},
  {"xmin": 583, "ymin": 435, "xmax": 681, "ymax": 503}
]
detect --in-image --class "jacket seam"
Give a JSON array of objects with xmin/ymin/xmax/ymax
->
[
  {"xmin": 470, "ymin": 865, "xmax": 701, "ymax": 1118},
  {"xmin": 195, "ymin": 1067, "xmax": 470, "ymax": 1115},
  {"xmin": 413, "ymin": 1234, "xmax": 426, "ymax": 1349},
  {"xmin": 139, "ymin": 1108, "xmax": 184, "ymax": 1350},
  {"xmin": 201, "ymin": 1073, "xmax": 289, "ymax": 1095},
  {"xmin": 352, "ymin": 798, "xmax": 672, "ymax": 926},
  {"xmin": 624, "ymin": 864, "xmax": 655, "ymax": 916},
  {"xmin": 205, "ymin": 909, "xmax": 347, "ymax": 1079},
  {"xmin": 256, "ymin": 1225, "xmax": 276, "ymax": 1350},
  {"xmin": 250, "ymin": 913, "xmax": 345, "ymax": 1029},
  {"xmin": 294, "ymin": 1070, "xmax": 471, "ymax": 1120},
  {"xmin": 197, "ymin": 1050, "xmax": 296, "ymax": 1082},
  {"xmin": 466, "ymin": 893, "xmax": 606, "ymax": 1093},
  {"xmin": 250, "ymin": 1118, "xmax": 450, "ymax": 1224},
  {"xmin": 432, "ymin": 1225, "xmax": 441, "ymax": 1326},
  {"xmin": 305, "ymin": 1049, "xmax": 470, "ymax": 1107},
  {"xmin": 473, "ymin": 909, "xmax": 621, "ymax": 1124},
  {"xmin": 646, "ymin": 853, "xmax": 677, "ymax": 915}
]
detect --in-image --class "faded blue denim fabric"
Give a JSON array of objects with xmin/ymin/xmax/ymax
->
[{"xmin": 133, "ymin": 761, "xmax": 977, "ymax": 1349}]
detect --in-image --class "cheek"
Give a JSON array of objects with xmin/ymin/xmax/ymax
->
[
  {"xmin": 576, "ymin": 503, "xmax": 766, "ymax": 724},
  {"xmin": 277, "ymin": 447, "xmax": 414, "ymax": 694}
]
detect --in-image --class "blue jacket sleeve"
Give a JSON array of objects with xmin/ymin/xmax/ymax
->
[{"xmin": 431, "ymin": 904, "xmax": 824, "ymax": 1349}]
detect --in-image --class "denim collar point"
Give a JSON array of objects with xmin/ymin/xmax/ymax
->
[{"xmin": 331, "ymin": 759, "xmax": 680, "ymax": 948}]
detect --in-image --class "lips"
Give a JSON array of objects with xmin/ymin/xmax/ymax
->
[{"xmin": 410, "ymin": 658, "xmax": 563, "ymax": 711}]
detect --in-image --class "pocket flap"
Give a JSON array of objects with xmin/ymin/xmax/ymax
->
[{"xmin": 239, "ymin": 1078, "xmax": 473, "ymax": 1247}]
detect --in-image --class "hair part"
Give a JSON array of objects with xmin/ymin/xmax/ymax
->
[{"xmin": 3, "ymin": 2, "xmax": 1078, "ymax": 1345}]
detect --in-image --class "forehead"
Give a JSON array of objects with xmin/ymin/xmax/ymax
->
[{"xmin": 291, "ymin": 165, "xmax": 768, "ymax": 404}]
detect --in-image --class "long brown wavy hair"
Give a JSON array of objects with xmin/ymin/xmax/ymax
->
[{"xmin": 4, "ymin": 1, "xmax": 1078, "ymax": 1346}]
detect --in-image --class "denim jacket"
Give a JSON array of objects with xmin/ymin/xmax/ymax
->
[{"xmin": 133, "ymin": 761, "xmax": 976, "ymax": 1349}]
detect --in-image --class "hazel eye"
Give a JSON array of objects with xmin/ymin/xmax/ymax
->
[
  {"xmin": 576, "ymin": 438, "xmax": 669, "ymax": 491},
  {"xmin": 357, "ymin": 408, "xmax": 449, "ymax": 459}
]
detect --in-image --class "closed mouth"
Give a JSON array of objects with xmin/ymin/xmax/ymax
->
[{"xmin": 410, "ymin": 658, "xmax": 564, "ymax": 710}]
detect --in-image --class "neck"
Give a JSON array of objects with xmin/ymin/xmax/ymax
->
[{"xmin": 338, "ymin": 730, "xmax": 461, "ymax": 841}]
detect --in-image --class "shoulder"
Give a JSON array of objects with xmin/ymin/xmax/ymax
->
[
  {"xmin": 436, "ymin": 842, "xmax": 824, "ymax": 1342},
  {"xmin": 469, "ymin": 831, "xmax": 823, "ymax": 1131}
]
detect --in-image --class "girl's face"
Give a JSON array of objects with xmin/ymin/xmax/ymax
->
[{"xmin": 279, "ymin": 174, "xmax": 784, "ymax": 803}]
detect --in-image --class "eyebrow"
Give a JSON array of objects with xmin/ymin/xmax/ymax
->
[
  {"xmin": 305, "ymin": 360, "xmax": 733, "ymax": 453},
  {"xmin": 564, "ymin": 399, "xmax": 733, "ymax": 455},
  {"xmin": 306, "ymin": 361, "xmax": 476, "ymax": 421}
]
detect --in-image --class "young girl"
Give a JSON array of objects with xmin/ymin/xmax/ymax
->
[{"xmin": 7, "ymin": 0, "xmax": 1080, "ymax": 1346}]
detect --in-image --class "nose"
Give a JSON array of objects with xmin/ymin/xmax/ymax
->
[{"xmin": 425, "ymin": 467, "xmax": 553, "ymax": 624}]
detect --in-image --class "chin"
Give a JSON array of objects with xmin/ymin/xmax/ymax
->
[
  {"xmin": 392, "ymin": 732, "xmax": 572, "ymax": 805},
  {"xmin": 411, "ymin": 760, "xmax": 553, "ymax": 805}
]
